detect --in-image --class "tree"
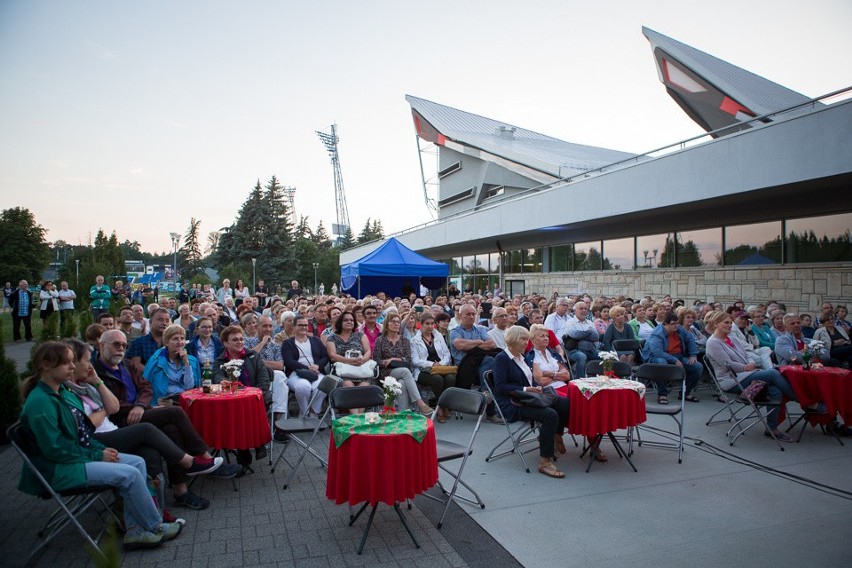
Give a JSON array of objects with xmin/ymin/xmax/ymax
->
[
  {"xmin": 313, "ymin": 221, "xmax": 332, "ymax": 248},
  {"xmin": 91, "ymin": 229, "xmax": 125, "ymax": 280},
  {"xmin": 179, "ymin": 218, "xmax": 205, "ymax": 279},
  {"xmin": 339, "ymin": 225, "xmax": 356, "ymax": 250},
  {"xmin": 206, "ymin": 231, "xmax": 220, "ymax": 256},
  {"xmin": 261, "ymin": 175, "xmax": 296, "ymax": 285},
  {"xmin": 0, "ymin": 207, "xmax": 50, "ymax": 282}
]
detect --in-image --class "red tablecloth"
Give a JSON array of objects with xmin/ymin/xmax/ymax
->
[
  {"xmin": 326, "ymin": 420, "xmax": 438, "ymax": 507},
  {"xmin": 179, "ymin": 387, "xmax": 271, "ymax": 449},
  {"xmin": 780, "ymin": 365, "xmax": 852, "ymax": 425},
  {"xmin": 568, "ymin": 381, "xmax": 647, "ymax": 437}
]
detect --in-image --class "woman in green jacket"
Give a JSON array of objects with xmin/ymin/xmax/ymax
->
[{"xmin": 19, "ymin": 342, "xmax": 183, "ymax": 550}]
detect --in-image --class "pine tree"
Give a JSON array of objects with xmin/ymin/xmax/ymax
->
[
  {"xmin": 313, "ymin": 221, "xmax": 332, "ymax": 248},
  {"xmin": 261, "ymin": 175, "xmax": 296, "ymax": 285},
  {"xmin": 226, "ymin": 181, "xmax": 266, "ymax": 265},
  {"xmin": 370, "ymin": 219, "xmax": 384, "ymax": 241},
  {"xmin": 206, "ymin": 231, "xmax": 220, "ymax": 256},
  {"xmin": 180, "ymin": 218, "xmax": 205, "ymax": 279},
  {"xmin": 339, "ymin": 225, "xmax": 356, "ymax": 249},
  {"xmin": 357, "ymin": 218, "xmax": 373, "ymax": 244}
]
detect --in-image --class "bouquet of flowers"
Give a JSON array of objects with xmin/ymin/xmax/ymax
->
[
  {"xmin": 221, "ymin": 359, "xmax": 244, "ymax": 382},
  {"xmin": 380, "ymin": 376, "xmax": 403, "ymax": 416},
  {"xmin": 597, "ymin": 350, "xmax": 619, "ymax": 376}
]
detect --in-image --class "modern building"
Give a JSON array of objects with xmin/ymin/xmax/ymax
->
[{"xmin": 341, "ymin": 27, "xmax": 852, "ymax": 310}]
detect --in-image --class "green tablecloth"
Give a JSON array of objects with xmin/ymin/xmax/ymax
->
[{"xmin": 332, "ymin": 410, "xmax": 428, "ymax": 448}]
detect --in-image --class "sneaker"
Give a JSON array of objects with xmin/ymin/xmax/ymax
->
[
  {"xmin": 157, "ymin": 522, "xmax": 184, "ymax": 542},
  {"xmin": 173, "ymin": 490, "xmax": 209, "ymax": 510},
  {"xmin": 162, "ymin": 509, "xmax": 186, "ymax": 525},
  {"xmin": 207, "ymin": 463, "xmax": 240, "ymax": 479},
  {"xmin": 764, "ymin": 430, "xmax": 793, "ymax": 443},
  {"xmin": 486, "ymin": 414, "xmax": 505, "ymax": 425},
  {"xmin": 185, "ymin": 456, "xmax": 224, "ymax": 477},
  {"xmin": 124, "ymin": 529, "xmax": 165, "ymax": 551}
]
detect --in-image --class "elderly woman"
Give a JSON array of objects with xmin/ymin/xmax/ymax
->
[
  {"xmin": 813, "ymin": 313, "xmax": 852, "ymax": 367},
  {"xmin": 705, "ymin": 311, "xmax": 820, "ymax": 443},
  {"xmin": 750, "ymin": 308, "xmax": 775, "ymax": 349},
  {"xmin": 493, "ymin": 326, "xmax": 571, "ymax": 478},
  {"xmin": 411, "ymin": 314, "xmax": 455, "ymax": 422},
  {"xmin": 274, "ymin": 310, "xmax": 297, "ymax": 343},
  {"xmin": 143, "ymin": 324, "xmax": 201, "ymax": 405},
  {"xmin": 174, "ymin": 303, "xmax": 196, "ymax": 333},
  {"xmin": 525, "ymin": 324, "xmax": 571, "ymax": 395},
  {"xmin": 677, "ymin": 307, "xmax": 707, "ymax": 354},
  {"xmin": 768, "ymin": 309, "xmax": 786, "ymax": 341},
  {"xmin": 602, "ymin": 306, "xmax": 637, "ymax": 363},
  {"xmin": 628, "ymin": 303, "xmax": 655, "ymax": 343},
  {"xmin": 281, "ymin": 315, "xmax": 331, "ymax": 417},
  {"xmin": 19, "ymin": 342, "xmax": 183, "ymax": 549},
  {"xmin": 373, "ymin": 312, "xmax": 433, "ymax": 415},
  {"xmin": 240, "ymin": 312, "xmax": 260, "ymax": 346},
  {"xmin": 325, "ymin": 311, "xmax": 374, "ymax": 388}
]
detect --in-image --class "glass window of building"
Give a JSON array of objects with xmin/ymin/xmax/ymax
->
[
  {"xmin": 785, "ymin": 213, "xmax": 852, "ymax": 263},
  {"xmin": 549, "ymin": 245, "xmax": 572, "ymax": 272},
  {"xmin": 450, "ymin": 257, "xmax": 463, "ymax": 276},
  {"xmin": 523, "ymin": 248, "xmax": 543, "ymax": 273},
  {"xmin": 636, "ymin": 233, "xmax": 674, "ymax": 269},
  {"xmin": 487, "ymin": 252, "xmax": 501, "ymax": 274},
  {"xmin": 603, "ymin": 238, "xmax": 634, "ymax": 270},
  {"xmin": 505, "ymin": 250, "xmax": 523, "ymax": 273},
  {"xmin": 676, "ymin": 228, "xmax": 721, "ymax": 267},
  {"xmin": 574, "ymin": 241, "xmax": 602, "ymax": 271},
  {"xmin": 724, "ymin": 222, "xmax": 782, "ymax": 265}
]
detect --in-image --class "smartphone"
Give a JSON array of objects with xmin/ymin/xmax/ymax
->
[{"xmin": 414, "ymin": 306, "xmax": 424, "ymax": 313}]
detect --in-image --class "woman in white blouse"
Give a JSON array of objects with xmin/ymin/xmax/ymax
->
[{"xmin": 411, "ymin": 314, "xmax": 455, "ymax": 422}]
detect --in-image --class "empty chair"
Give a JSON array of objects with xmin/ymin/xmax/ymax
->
[
  {"xmin": 8, "ymin": 422, "xmax": 123, "ymax": 564},
  {"xmin": 634, "ymin": 364, "xmax": 687, "ymax": 463},
  {"xmin": 612, "ymin": 338, "xmax": 642, "ymax": 373},
  {"xmin": 422, "ymin": 388, "xmax": 487, "ymax": 528},
  {"xmin": 271, "ymin": 374, "xmax": 341, "ymax": 489},
  {"xmin": 329, "ymin": 385, "xmax": 385, "ymax": 417}
]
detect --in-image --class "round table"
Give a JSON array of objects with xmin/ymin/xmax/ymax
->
[
  {"xmin": 179, "ymin": 387, "xmax": 271, "ymax": 449},
  {"xmin": 780, "ymin": 365, "xmax": 852, "ymax": 426},
  {"xmin": 326, "ymin": 411, "xmax": 438, "ymax": 555},
  {"xmin": 568, "ymin": 378, "xmax": 647, "ymax": 472}
]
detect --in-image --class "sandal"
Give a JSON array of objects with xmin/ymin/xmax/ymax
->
[
  {"xmin": 437, "ymin": 414, "xmax": 447, "ymax": 423},
  {"xmin": 538, "ymin": 459, "xmax": 565, "ymax": 479},
  {"xmin": 679, "ymin": 393, "xmax": 700, "ymax": 403},
  {"xmin": 594, "ymin": 449, "xmax": 609, "ymax": 463},
  {"xmin": 658, "ymin": 395, "xmax": 668, "ymax": 405},
  {"xmin": 554, "ymin": 435, "xmax": 567, "ymax": 456}
]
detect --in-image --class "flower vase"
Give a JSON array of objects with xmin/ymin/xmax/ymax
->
[
  {"xmin": 604, "ymin": 370, "xmax": 617, "ymax": 378},
  {"xmin": 382, "ymin": 397, "xmax": 397, "ymax": 419}
]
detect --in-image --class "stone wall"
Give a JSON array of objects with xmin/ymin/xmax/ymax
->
[{"xmin": 506, "ymin": 263, "xmax": 852, "ymax": 312}]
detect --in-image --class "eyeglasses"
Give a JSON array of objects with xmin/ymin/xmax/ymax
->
[
  {"xmin": 110, "ymin": 341, "xmax": 128, "ymax": 349},
  {"xmin": 295, "ymin": 323, "xmax": 309, "ymax": 327}
]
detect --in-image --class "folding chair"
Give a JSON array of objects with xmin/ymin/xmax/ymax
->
[
  {"xmin": 481, "ymin": 370, "xmax": 540, "ymax": 473},
  {"xmin": 702, "ymin": 356, "xmax": 786, "ymax": 451},
  {"xmin": 329, "ymin": 385, "xmax": 385, "ymax": 418},
  {"xmin": 633, "ymin": 364, "xmax": 687, "ymax": 463},
  {"xmin": 421, "ymin": 388, "xmax": 487, "ymax": 528},
  {"xmin": 270, "ymin": 374, "xmax": 341, "ymax": 489},
  {"xmin": 586, "ymin": 360, "xmax": 633, "ymax": 379},
  {"xmin": 7, "ymin": 422, "xmax": 123, "ymax": 565},
  {"xmin": 611, "ymin": 338, "xmax": 642, "ymax": 375}
]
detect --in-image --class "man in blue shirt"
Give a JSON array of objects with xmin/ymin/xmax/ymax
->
[
  {"xmin": 8, "ymin": 279, "xmax": 33, "ymax": 341},
  {"xmin": 450, "ymin": 304, "xmax": 502, "ymax": 423}
]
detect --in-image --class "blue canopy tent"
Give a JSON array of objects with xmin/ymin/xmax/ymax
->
[{"xmin": 340, "ymin": 238, "xmax": 449, "ymax": 298}]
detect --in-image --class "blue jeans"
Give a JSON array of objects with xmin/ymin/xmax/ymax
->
[
  {"xmin": 650, "ymin": 356, "xmax": 702, "ymax": 397},
  {"xmin": 738, "ymin": 369, "xmax": 796, "ymax": 430},
  {"xmin": 85, "ymin": 453, "xmax": 161, "ymax": 533},
  {"xmin": 568, "ymin": 349, "xmax": 598, "ymax": 378}
]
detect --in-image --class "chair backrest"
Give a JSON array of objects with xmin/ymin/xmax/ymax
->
[
  {"xmin": 612, "ymin": 339, "xmax": 641, "ymax": 352},
  {"xmin": 636, "ymin": 363, "xmax": 685, "ymax": 384},
  {"xmin": 317, "ymin": 374, "xmax": 342, "ymax": 395},
  {"xmin": 8, "ymin": 422, "xmax": 53, "ymax": 499},
  {"xmin": 436, "ymin": 387, "xmax": 486, "ymax": 416},
  {"xmin": 329, "ymin": 385, "xmax": 384, "ymax": 411},
  {"xmin": 585, "ymin": 360, "xmax": 633, "ymax": 378}
]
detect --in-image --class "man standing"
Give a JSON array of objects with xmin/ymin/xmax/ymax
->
[
  {"xmin": 9, "ymin": 279, "xmax": 34, "ymax": 341},
  {"xmin": 127, "ymin": 308, "xmax": 172, "ymax": 374},
  {"xmin": 89, "ymin": 275, "xmax": 112, "ymax": 320},
  {"xmin": 286, "ymin": 280, "xmax": 302, "ymax": 301},
  {"xmin": 255, "ymin": 279, "xmax": 269, "ymax": 307},
  {"xmin": 449, "ymin": 304, "xmax": 502, "ymax": 423},
  {"xmin": 641, "ymin": 312, "xmax": 702, "ymax": 404},
  {"xmin": 563, "ymin": 301, "xmax": 600, "ymax": 378},
  {"xmin": 57, "ymin": 281, "xmax": 76, "ymax": 326}
]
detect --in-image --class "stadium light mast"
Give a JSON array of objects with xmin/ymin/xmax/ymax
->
[{"xmin": 316, "ymin": 124, "xmax": 350, "ymax": 243}]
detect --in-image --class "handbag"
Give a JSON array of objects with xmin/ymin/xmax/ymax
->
[
  {"xmin": 511, "ymin": 390, "xmax": 557, "ymax": 408},
  {"xmin": 738, "ymin": 380, "xmax": 767, "ymax": 402},
  {"xmin": 387, "ymin": 360, "xmax": 408, "ymax": 370},
  {"xmin": 333, "ymin": 359, "xmax": 377, "ymax": 380},
  {"xmin": 295, "ymin": 368, "xmax": 319, "ymax": 381},
  {"xmin": 429, "ymin": 364, "xmax": 458, "ymax": 376}
]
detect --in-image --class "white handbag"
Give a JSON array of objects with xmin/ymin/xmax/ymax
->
[{"xmin": 333, "ymin": 359, "xmax": 377, "ymax": 380}]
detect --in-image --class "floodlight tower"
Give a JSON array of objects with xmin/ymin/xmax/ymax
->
[
  {"xmin": 316, "ymin": 124, "xmax": 350, "ymax": 242},
  {"xmin": 283, "ymin": 185, "xmax": 297, "ymax": 225}
]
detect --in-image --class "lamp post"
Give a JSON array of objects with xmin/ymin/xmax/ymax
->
[
  {"xmin": 75, "ymin": 259, "xmax": 79, "ymax": 287},
  {"xmin": 251, "ymin": 258, "xmax": 257, "ymax": 294},
  {"xmin": 169, "ymin": 232, "xmax": 180, "ymax": 285},
  {"xmin": 312, "ymin": 262, "xmax": 319, "ymax": 295}
]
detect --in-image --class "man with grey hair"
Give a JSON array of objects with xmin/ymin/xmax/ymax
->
[
  {"xmin": 252, "ymin": 315, "xmax": 290, "ymax": 420},
  {"xmin": 488, "ymin": 307, "xmax": 511, "ymax": 350},
  {"xmin": 544, "ymin": 298, "xmax": 572, "ymax": 340},
  {"xmin": 774, "ymin": 313, "xmax": 824, "ymax": 366},
  {"xmin": 450, "ymin": 304, "xmax": 502, "ymax": 423},
  {"xmin": 563, "ymin": 301, "xmax": 600, "ymax": 378}
]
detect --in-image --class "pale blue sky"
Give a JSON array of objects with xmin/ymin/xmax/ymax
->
[{"xmin": 1, "ymin": 0, "xmax": 849, "ymax": 253}]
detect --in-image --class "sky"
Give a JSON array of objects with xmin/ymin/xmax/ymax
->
[{"xmin": 1, "ymin": 0, "xmax": 850, "ymax": 254}]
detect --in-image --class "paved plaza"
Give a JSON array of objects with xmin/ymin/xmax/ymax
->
[{"xmin": 2, "ymin": 340, "xmax": 851, "ymax": 567}]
